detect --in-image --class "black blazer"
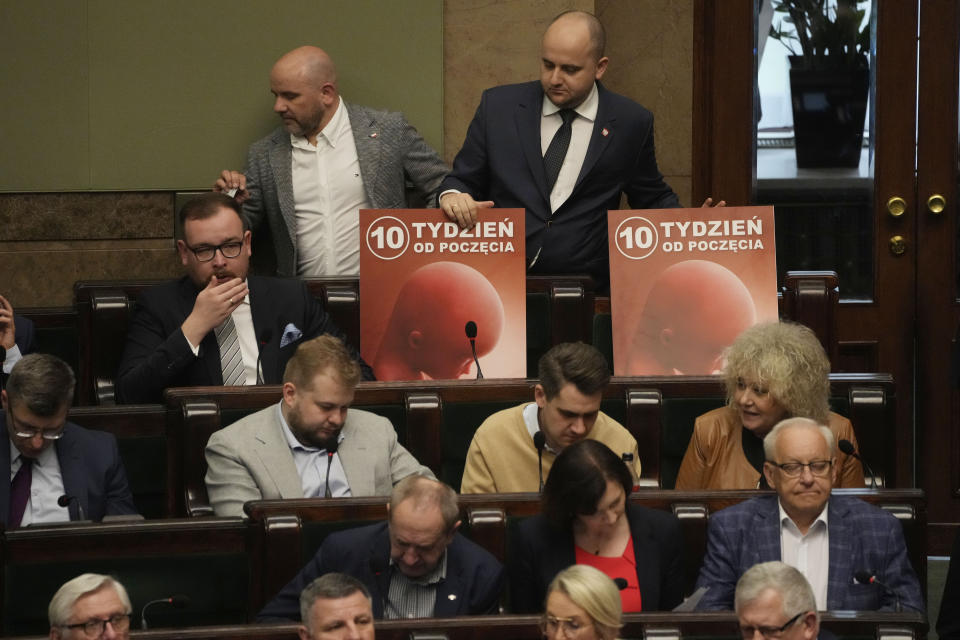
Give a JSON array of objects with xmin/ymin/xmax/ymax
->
[
  {"xmin": 0, "ymin": 416, "xmax": 138, "ymax": 525},
  {"xmin": 510, "ymin": 504, "xmax": 684, "ymax": 613},
  {"xmin": 440, "ymin": 81, "xmax": 680, "ymax": 286},
  {"xmin": 257, "ymin": 521, "xmax": 505, "ymax": 621},
  {"xmin": 116, "ymin": 275, "xmax": 372, "ymax": 403}
]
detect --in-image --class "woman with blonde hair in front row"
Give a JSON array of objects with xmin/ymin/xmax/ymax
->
[
  {"xmin": 540, "ymin": 565, "xmax": 623, "ymax": 640},
  {"xmin": 676, "ymin": 321, "xmax": 864, "ymax": 490}
]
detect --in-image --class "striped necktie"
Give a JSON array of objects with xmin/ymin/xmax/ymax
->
[{"xmin": 215, "ymin": 315, "xmax": 246, "ymax": 386}]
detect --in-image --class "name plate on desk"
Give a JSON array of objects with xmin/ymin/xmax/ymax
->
[{"xmin": 608, "ymin": 206, "xmax": 778, "ymax": 376}]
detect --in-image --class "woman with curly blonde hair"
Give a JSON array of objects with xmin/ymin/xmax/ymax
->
[{"xmin": 675, "ymin": 322, "xmax": 864, "ymax": 489}]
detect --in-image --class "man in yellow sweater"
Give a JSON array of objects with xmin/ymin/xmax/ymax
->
[{"xmin": 461, "ymin": 342, "xmax": 641, "ymax": 493}]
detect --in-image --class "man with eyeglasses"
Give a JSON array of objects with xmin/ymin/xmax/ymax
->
[
  {"xmin": 735, "ymin": 562, "xmax": 818, "ymax": 640},
  {"xmin": 49, "ymin": 574, "xmax": 132, "ymax": 640},
  {"xmin": 2, "ymin": 355, "xmax": 136, "ymax": 527},
  {"xmin": 695, "ymin": 417, "xmax": 923, "ymax": 612},
  {"xmin": 258, "ymin": 475, "xmax": 503, "ymax": 621},
  {"xmin": 116, "ymin": 192, "xmax": 373, "ymax": 403}
]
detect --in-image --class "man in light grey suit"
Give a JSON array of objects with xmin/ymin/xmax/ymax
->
[
  {"xmin": 215, "ymin": 45, "xmax": 449, "ymax": 277},
  {"xmin": 204, "ymin": 334, "xmax": 433, "ymax": 517}
]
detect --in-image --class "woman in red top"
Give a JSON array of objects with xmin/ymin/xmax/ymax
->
[{"xmin": 510, "ymin": 440, "xmax": 684, "ymax": 613}]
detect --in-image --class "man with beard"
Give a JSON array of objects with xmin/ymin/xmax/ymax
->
[
  {"xmin": 204, "ymin": 335, "xmax": 432, "ymax": 517},
  {"xmin": 116, "ymin": 193, "xmax": 373, "ymax": 404}
]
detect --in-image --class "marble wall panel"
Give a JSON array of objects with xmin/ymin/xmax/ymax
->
[{"xmin": 1, "ymin": 239, "xmax": 179, "ymax": 307}]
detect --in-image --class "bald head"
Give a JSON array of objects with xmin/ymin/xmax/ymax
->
[
  {"xmin": 545, "ymin": 10, "xmax": 606, "ymax": 60},
  {"xmin": 269, "ymin": 46, "xmax": 340, "ymax": 143},
  {"xmin": 273, "ymin": 46, "xmax": 338, "ymax": 89}
]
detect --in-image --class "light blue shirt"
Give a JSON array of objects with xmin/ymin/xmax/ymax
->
[{"xmin": 277, "ymin": 403, "xmax": 351, "ymax": 497}]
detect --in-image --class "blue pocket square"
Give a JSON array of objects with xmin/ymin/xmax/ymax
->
[{"xmin": 280, "ymin": 323, "xmax": 303, "ymax": 348}]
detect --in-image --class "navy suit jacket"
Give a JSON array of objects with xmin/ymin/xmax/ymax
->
[
  {"xmin": 257, "ymin": 521, "xmax": 504, "ymax": 621},
  {"xmin": 116, "ymin": 275, "xmax": 372, "ymax": 403},
  {"xmin": 441, "ymin": 81, "xmax": 680, "ymax": 286},
  {"xmin": 0, "ymin": 416, "xmax": 137, "ymax": 525},
  {"xmin": 14, "ymin": 314, "xmax": 35, "ymax": 355},
  {"xmin": 695, "ymin": 494, "xmax": 924, "ymax": 612},
  {"xmin": 510, "ymin": 504, "xmax": 684, "ymax": 613}
]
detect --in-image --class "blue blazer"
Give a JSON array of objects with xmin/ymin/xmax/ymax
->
[
  {"xmin": 257, "ymin": 521, "xmax": 504, "ymax": 621},
  {"xmin": 116, "ymin": 275, "xmax": 373, "ymax": 404},
  {"xmin": 441, "ymin": 81, "xmax": 680, "ymax": 285},
  {"xmin": 695, "ymin": 494, "xmax": 924, "ymax": 612},
  {"xmin": 0, "ymin": 416, "xmax": 138, "ymax": 525}
]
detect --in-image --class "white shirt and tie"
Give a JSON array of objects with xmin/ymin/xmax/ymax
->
[
  {"xmin": 9, "ymin": 442, "xmax": 69, "ymax": 526},
  {"xmin": 184, "ymin": 290, "xmax": 259, "ymax": 386}
]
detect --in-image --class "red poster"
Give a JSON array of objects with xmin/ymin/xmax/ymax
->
[
  {"xmin": 360, "ymin": 209, "xmax": 526, "ymax": 381},
  {"xmin": 608, "ymin": 206, "xmax": 778, "ymax": 375}
]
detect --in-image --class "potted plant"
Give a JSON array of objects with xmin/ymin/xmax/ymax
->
[{"xmin": 768, "ymin": 0, "xmax": 871, "ymax": 168}]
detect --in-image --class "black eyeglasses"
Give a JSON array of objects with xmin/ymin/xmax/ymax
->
[
  {"xmin": 63, "ymin": 613, "xmax": 130, "ymax": 637},
  {"xmin": 739, "ymin": 611, "xmax": 805, "ymax": 638},
  {"xmin": 186, "ymin": 241, "xmax": 243, "ymax": 262},
  {"xmin": 768, "ymin": 459, "xmax": 833, "ymax": 477}
]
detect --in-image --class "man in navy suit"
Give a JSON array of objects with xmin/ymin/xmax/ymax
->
[
  {"xmin": 695, "ymin": 417, "xmax": 923, "ymax": 612},
  {"xmin": 258, "ymin": 475, "xmax": 504, "ymax": 621},
  {"xmin": 116, "ymin": 193, "xmax": 372, "ymax": 404},
  {"xmin": 439, "ymin": 11, "xmax": 719, "ymax": 288},
  {"xmin": 2, "ymin": 354, "xmax": 137, "ymax": 527}
]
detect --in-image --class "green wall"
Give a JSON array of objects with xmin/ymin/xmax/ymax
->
[{"xmin": 0, "ymin": 0, "xmax": 442, "ymax": 191}]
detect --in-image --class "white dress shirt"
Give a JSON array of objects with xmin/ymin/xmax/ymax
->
[
  {"xmin": 9, "ymin": 440, "xmax": 69, "ymax": 526},
  {"xmin": 277, "ymin": 403, "xmax": 351, "ymax": 497},
  {"xmin": 779, "ymin": 500, "xmax": 830, "ymax": 610},
  {"xmin": 185, "ymin": 288, "xmax": 259, "ymax": 385},
  {"xmin": 540, "ymin": 82, "xmax": 599, "ymax": 213},
  {"xmin": 292, "ymin": 96, "xmax": 371, "ymax": 277}
]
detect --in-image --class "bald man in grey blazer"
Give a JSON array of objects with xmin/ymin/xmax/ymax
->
[
  {"xmin": 204, "ymin": 335, "xmax": 433, "ymax": 517},
  {"xmin": 216, "ymin": 46, "xmax": 448, "ymax": 277}
]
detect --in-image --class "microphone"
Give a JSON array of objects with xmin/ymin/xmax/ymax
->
[
  {"xmin": 140, "ymin": 594, "xmax": 189, "ymax": 629},
  {"xmin": 613, "ymin": 578, "xmax": 629, "ymax": 590},
  {"xmin": 464, "ymin": 321, "xmax": 483, "ymax": 379},
  {"xmin": 255, "ymin": 328, "xmax": 273, "ymax": 384},
  {"xmin": 57, "ymin": 494, "xmax": 86, "ymax": 521},
  {"xmin": 838, "ymin": 439, "xmax": 879, "ymax": 489},
  {"xmin": 323, "ymin": 439, "xmax": 340, "ymax": 498},
  {"xmin": 854, "ymin": 571, "xmax": 902, "ymax": 612},
  {"xmin": 368, "ymin": 558, "xmax": 401, "ymax": 618},
  {"xmin": 534, "ymin": 431, "xmax": 546, "ymax": 492}
]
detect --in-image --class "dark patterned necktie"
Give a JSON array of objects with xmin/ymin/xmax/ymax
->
[
  {"xmin": 543, "ymin": 109, "xmax": 576, "ymax": 192},
  {"xmin": 9, "ymin": 457, "xmax": 32, "ymax": 527}
]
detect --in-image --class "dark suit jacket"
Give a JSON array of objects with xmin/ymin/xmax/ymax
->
[
  {"xmin": 0, "ymin": 416, "xmax": 137, "ymax": 525},
  {"xmin": 695, "ymin": 494, "xmax": 924, "ymax": 612},
  {"xmin": 510, "ymin": 504, "xmax": 684, "ymax": 613},
  {"xmin": 257, "ymin": 521, "xmax": 504, "ymax": 621},
  {"xmin": 14, "ymin": 314, "xmax": 34, "ymax": 355},
  {"xmin": 441, "ymin": 81, "xmax": 680, "ymax": 286},
  {"xmin": 116, "ymin": 275, "xmax": 373, "ymax": 404},
  {"xmin": 937, "ymin": 530, "xmax": 960, "ymax": 638}
]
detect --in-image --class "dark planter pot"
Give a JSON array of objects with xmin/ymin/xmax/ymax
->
[{"xmin": 788, "ymin": 57, "xmax": 869, "ymax": 168}]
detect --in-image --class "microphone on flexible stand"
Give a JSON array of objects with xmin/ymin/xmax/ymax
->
[
  {"xmin": 255, "ymin": 328, "xmax": 273, "ymax": 384},
  {"xmin": 534, "ymin": 431, "xmax": 546, "ymax": 492},
  {"xmin": 323, "ymin": 439, "xmax": 340, "ymax": 498},
  {"xmin": 854, "ymin": 571, "xmax": 903, "ymax": 612},
  {"xmin": 140, "ymin": 595, "xmax": 190, "ymax": 629},
  {"xmin": 368, "ymin": 558, "xmax": 402, "ymax": 618},
  {"xmin": 465, "ymin": 321, "xmax": 483, "ymax": 379},
  {"xmin": 57, "ymin": 494, "xmax": 86, "ymax": 521},
  {"xmin": 613, "ymin": 578, "xmax": 629, "ymax": 590},
  {"xmin": 838, "ymin": 439, "xmax": 879, "ymax": 489}
]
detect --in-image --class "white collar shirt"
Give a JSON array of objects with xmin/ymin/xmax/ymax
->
[
  {"xmin": 523, "ymin": 402, "xmax": 560, "ymax": 455},
  {"xmin": 291, "ymin": 96, "xmax": 371, "ymax": 277},
  {"xmin": 9, "ymin": 438, "xmax": 69, "ymax": 526},
  {"xmin": 540, "ymin": 82, "xmax": 599, "ymax": 214},
  {"xmin": 277, "ymin": 403, "xmax": 351, "ymax": 498},
  {"xmin": 779, "ymin": 499, "xmax": 830, "ymax": 610}
]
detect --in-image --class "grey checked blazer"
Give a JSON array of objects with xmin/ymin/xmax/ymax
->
[
  {"xmin": 241, "ymin": 102, "xmax": 449, "ymax": 276},
  {"xmin": 695, "ymin": 494, "xmax": 924, "ymax": 612},
  {"xmin": 204, "ymin": 404, "xmax": 434, "ymax": 517}
]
